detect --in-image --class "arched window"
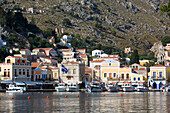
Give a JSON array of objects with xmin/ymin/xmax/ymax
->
[
  {"xmin": 126, "ymin": 73, "xmax": 129, "ymax": 79},
  {"xmin": 121, "ymin": 73, "xmax": 124, "ymax": 79},
  {"xmin": 138, "ymin": 77, "xmax": 140, "ymax": 81},
  {"xmin": 134, "ymin": 77, "xmax": 136, "ymax": 81}
]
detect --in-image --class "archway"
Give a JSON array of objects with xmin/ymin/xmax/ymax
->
[
  {"xmin": 152, "ymin": 82, "xmax": 157, "ymax": 89},
  {"xmin": 159, "ymin": 82, "xmax": 162, "ymax": 89}
]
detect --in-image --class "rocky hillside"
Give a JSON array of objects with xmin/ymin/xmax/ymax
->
[{"xmin": 1, "ymin": 0, "xmax": 170, "ymax": 54}]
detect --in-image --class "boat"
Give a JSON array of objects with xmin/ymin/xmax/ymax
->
[
  {"xmin": 6, "ymin": 84, "xmax": 26, "ymax": 93},
  {"xmin": 122, "ymin": 82, "xmax": 134, "ymax": 92},
  {"xmin": 55, "ymin": 82, "xmax": 67, "ymax": 92},
  {"xmin": 106, "ymin": 82, "xmax": 119, "ymax": 92},
  {"xmin": 87, "ymin": 82, "xmax": 103, "ymax": 92},
  {"xmin": 66, "ymin": 83, "xmax": 79, "ymax": 92},
  {"xmin": 136, "ymin": 85, "xmax": 148, "ymax": 92}
]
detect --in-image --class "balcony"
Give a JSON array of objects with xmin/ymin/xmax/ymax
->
[
  {"xmin": 151, "ymin": 77, "xmax": 165, "ymax": 80},
  {"xmin": 1, "ymin": 77, "xmax": 10, "ymax": 80},
  {"xmin": 12, "ymin": 63, "xmax": 31, "ymax": 66},
  {"xmin": 107, "ymin": 77, "xmax": 119, "ymax": 81}
]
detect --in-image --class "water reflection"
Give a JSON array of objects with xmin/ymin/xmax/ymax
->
[{"xmin": 0, "ymin": 92, "xmax": 169, "ymax": 113}]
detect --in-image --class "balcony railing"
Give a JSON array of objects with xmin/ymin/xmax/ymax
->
[{"xmin": 1, "ymin": 77, "xmax": 10, "ymax": 80}]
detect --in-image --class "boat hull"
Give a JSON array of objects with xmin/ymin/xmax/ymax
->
[
  {"xmin": 123, "ymin": 87, "xmax": 133, "ymax": 92},
  {"xmin": 91, "ymin": 87, "xmax": 102, "ymax": 92},
  {"xmin": 107, "ymin": 87, "xmax": 119, "ymax": 92},
  {"xmin": 137, "ymin": 88, "xmax": 148, "ymax": 92},
  {"xmin": 55, "ymin": 87, "xmax": 66, "ymax": 92},
  {"xmin": 66, "ymin": 87, "xmax": 78, "ymax": 92}
]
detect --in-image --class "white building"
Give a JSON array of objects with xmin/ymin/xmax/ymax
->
[
  {"xmin": 62, "ymin": 35, "xmax": 72, "ymax": 42},
  {"xmin": 92, "ymin": 50, "xmax": 104, "ymax": 57}
]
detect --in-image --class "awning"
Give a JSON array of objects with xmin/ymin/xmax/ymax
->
[
  {"xmin": 1, "ymin": 80, "xmax": 13, "ymax": 84},
  {"xmin": 15, "ymin": 81, "xmax": 25, "ymax": 85},
  {"xmin": 24, "ymin": 81, "xmax": 36, "ymax": 86},
  {"xmin": 132, "ymin": 83, "xmax": 139, "ymax": 85}
]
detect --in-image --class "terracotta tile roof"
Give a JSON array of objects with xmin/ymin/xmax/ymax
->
[
  {"xmin": 32, "ymin": 62, "xmax": 41, "ymax": 68},
  {"xmin": 20, "ymin": 49, "xmax": 29, "ymax": 51},
  {"xmin": 94, "ymin": 65, "xmax": 101, "ymax": 70},
  {"xmin": 90, "ymin": 60, "xmax": 105, "ymax": 63},
  {"xmin": 33, "ymin": 48, "xmax": 53, "ymax": 51},
  {"xmin": 151, "ymin": 64, "xmax": 165, "ymax": 67},
  {"xmin": 7, "ymin": 56, "xmax": 23, "ymax": 59}
]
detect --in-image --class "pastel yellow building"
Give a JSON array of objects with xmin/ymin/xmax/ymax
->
[
  {"xmin": 149, "ymin": 64, "xmax": 170, "ymax": 89},
  {"xmin": 139, "ymin": 60, "xmax": 154, "ymax": 66},
  {"xmin": 92, "ymin": 59, "xmax": 145, "ymax": 86},
  {"xmin": 0, "ymin": 56, "xmax": 31, "ymax": 81}
]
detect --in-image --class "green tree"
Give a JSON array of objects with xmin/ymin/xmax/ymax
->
[
  {"xmin": 130, "ymin": 50, "xmax": 139, "ymax": 65},
  {"xmin": 0, "ymin": 7, "xmax": 6, "ymax": 27},
  {"xmin": 62, "ymin": 18, "xmax": 72, "ymax": 26},
  {"xmin": 0, "ymin": 47, "xmax": 9, "ymax": 62},
  {"xmin": 161, "ymin": 36, "xmax": 170, "ymax": 46},
  {"xmin": 160, "ymin": 0, "xmax": 170, "ymax": 17}
]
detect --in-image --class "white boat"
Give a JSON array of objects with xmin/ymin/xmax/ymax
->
[
  {"xmin": 66, "ymin": 83, "xmax": 79, "ymax": 92},
  {"xmin": 122, "ymin": 83, "xmax": 134, "ymax": 92},
  {"xmin": 87, "ymin": 82, "xmax": 103, "ymax": 92},
  {"xmin": 6, "ymin": 84, "xmax": 26, "ymax": 93},
  {"xmin": 106, "ymin": 82, "xmax": 119, "ymax": 92},
  {"xmin": 136, "ymin": 85, "xmax": 148, "ymax": 92},
  {"xmin": 55, "ymin": 82, "xmax": 67, "ymax": 92}
]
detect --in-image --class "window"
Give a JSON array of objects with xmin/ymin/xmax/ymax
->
[
  {"xmin": 109, "ymin": 73, "xmax": 112, "ymax": 78},
  {"xmin": 49, "ymin": 74, "xmax": 51, "ymax": 80},
  {"xmin": 126, "ymin": 73, "xmax": 129, "ymax": 79},
  {"xmin": 134, "ymin": 77, "xmax": 136, "ymax": 81},
  {"xmin": 109, "ymin": 63, "xmax": 111, "ymax": 66},
  {"xmin": 0, "ymin": 67, "xmax": 1, "ymax": 72},
  {"xmin": 153, "ymin": 72, "xmax": 156, "ymax": 78},
  {"xmin": 138, "ymin": 77, "xmax": 140, "ymax": 81},
  {"xmin": 159, "ymin": 72, "xmax": 163, "ymax": 78},
  {"xmin": 7, "ymin": 59, "xmax": 10, "ymax": 63},
  {"xmin": 136, "ymin": 66, "xmax": 138, "ymax": 68},
  {"xmin": 23, "ymin": 69, "xmax": 25, "ymax": 75},
  {"xmin": 4, "ymin": 69, "xmax": 6, "ymax": 77},
  {"xmin": 113, "ymin": 73, "xmax": 116, "ymax": 78},
  {"xmin": 14, "ymin": 69, "xmax": 17, "ymax": 77},
  {"xmin": 8, "ymin": 69, "xmax": 10, "ymax": 77},
  {"xmin": 19, "ymin": 69, "xmax": 21, "ymax": 75},
  {"xmin": 121, "ymin": 73, "xmax": 124, "ymax": 79},
  {"xmin": 104, "ymin": 73, "xmax": 107, "ymax": 78},
  {"xmin": 73, "ymin": 69, "xmax": 76, "ymax": 74},
  {"xmin": 22, "ymin": 60, "xmax": 25, "ymax": 63},
  {"xmin": 27, "ymin": 69, "xmax": 29, "ymax": 77}
]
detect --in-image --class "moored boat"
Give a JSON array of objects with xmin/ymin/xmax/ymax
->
[
  {"xmin": 106, "ymin": 82, "xmax": 119, "ymax": 92},
  {"xmin": 87, "ymin": 82, "xmax": 103, "ymax": 92},
  {"xmin": 66, "ymin": 83, "xmax": 79, "ymax": 92},
  {"xmin": 55, "ymin": 82, "xmax": 67, "ymax": 92},
  {"xmin": 122, "ymin": 82, "xmax": 134, "ymax": 92},
  {"xmin": 136, "ymin": 85, "xmax": 148, "ymax": 92},
  {"xmin": 6, "ymin": 84, "xmax": 26, "ymax": 93}
]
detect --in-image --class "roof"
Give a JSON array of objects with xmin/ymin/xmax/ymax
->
[
  {"xmin": 32, "ymin": 62, "xmax": 41, "ymax": 68},
  {"xmin": 20, "ymin": 49, "xmax": 29, "ymax": 51},
  {"xmin": 94, "ymin": 65, "xmax": 101, "ymax": 70},
  {"xmin": 90, "ymin": 60, "xmax": 105, "ymax": 63},
  {"xmin": 6, "ymin": 56, "xmax": 23, "ymax": 59},
  {"xmin": 33, "ymin": 48, "xmax": 53, "ymax": 51},
  {"xmin": 63, "ymin": 61, "xmax": 80, "ymax": 64},
  {"xmin": 102, "ymin": 59, "xmax": 119, "ymax": 63},
  {"xmin": 40, "ymin": 57, "xmax": 57, "ymax": 62},
  {"xmin": 151, "ymin": 64, "xmax": 165, "ymax": 67}
]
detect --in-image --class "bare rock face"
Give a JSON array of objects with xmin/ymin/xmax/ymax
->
[{"xmin": 150, "ymin": 41, "xmax": 165, "ymax": 63}]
